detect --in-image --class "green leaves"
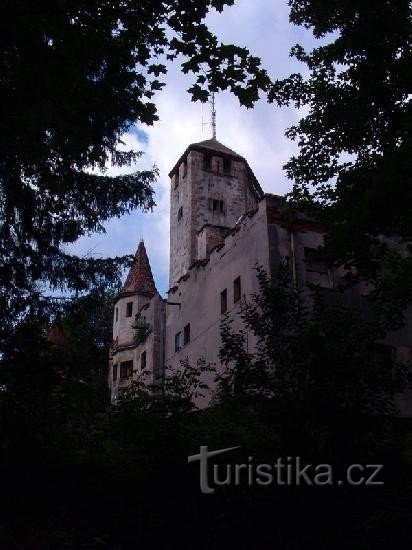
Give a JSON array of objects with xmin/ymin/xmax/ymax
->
[
  {"xmin": 272, "ymin": 0, "xmax": 412, "ymax": 320},
  {"xmin": 218, "ymin": 264, "xmax": 407, "ymax": 418},
  {"xmin": 0, "ymin": 0, "xmax": 273, "ymax": 335}
]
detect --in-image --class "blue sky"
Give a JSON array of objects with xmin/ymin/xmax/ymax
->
[{"xmin": 70, "ymin": 0, "xmax": 318, "ymax": 296}]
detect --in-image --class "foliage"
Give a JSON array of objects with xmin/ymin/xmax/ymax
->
[
  {"xmin": 117, "ymin": 357, "xmax": 215, "ymax": 416},
  {"xmin": 0, "ymin": 0, "xmax": 273, "ymax": 343},
  {"xmin": 271, "ymin": 0, "xmax": 412, "ymax": 315},
  {"xmin": 218, "ymin": 265, "xmax": 408, "ymax": 437},
  {"xmin": 132, "ymin": 312, "xmax": 152, "ymax": 345},
  {"xmin": 0, "ymin": 290, "xmax": 114, "ymax": 457}
]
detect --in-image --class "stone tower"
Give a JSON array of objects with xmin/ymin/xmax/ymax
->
[{"xmin": 168, "ymin": 138, "xmax": 263, "ymax": 287}]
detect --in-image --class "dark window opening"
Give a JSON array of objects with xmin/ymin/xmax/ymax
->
[
  {"xmin": 177, "ymin": 206, "xmax": 183, "ymax": 221},
  {"xmin": 208, "ymin": 198, "xmax": 225, "ymax": 213},
  {"xmin": 184, "ymin": 323, "xmax": 191, "ymax": 345},
  {"xmin": 223, "ymin": 157, "xmax": 231, "ymax": 175},
  {"xmin": 304, "ymin": 247, "xmax": 333, "ymax": 288},
  {"xmin": 221, "ymin": 289, "xmax": 228, "ymax": 314},
  {"xmin": 126, "ymin": 301, "xmax": 133, "ymax": 317},
  {"xmin": 120, "ymin": 360, "xmax": 133, "ymax": 379},
  {"xmin": 141, "ymin": 350, "xmax": 147, "ymax": 370},
  {"xmin": 233, "ymin": 276, "xmax": 241, "ymax": 303},
  {"xmin": 182, "ymin": 160, "xmax": 187, "ymax": 177},
  {"xmin": 115, "ymin": 307, "xmax": 118, "ymax": 322},
  {"xmin": 112, "ymin": 364, "xmax": 118, "ymax": 381},
  {"xmin": 175, "ymin": 332, "xmax": 182, "ymax": 352},
  {"xmin": 203, "ymin": 153, "xmax": 212, "ymax": 171}
]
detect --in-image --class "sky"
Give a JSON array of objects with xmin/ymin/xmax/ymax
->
[{"xmin": 70, "ymin": 0, "xmax": 317, "ymax": 296}]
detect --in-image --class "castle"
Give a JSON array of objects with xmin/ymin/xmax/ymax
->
[{"xmin": 108, "ymin": 137, "xmax": 412, "ymax": 410}]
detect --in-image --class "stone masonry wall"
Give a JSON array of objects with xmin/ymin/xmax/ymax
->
[{"xmin": 169, "ymin": 148, "xmax": 259, "ymax": 287}]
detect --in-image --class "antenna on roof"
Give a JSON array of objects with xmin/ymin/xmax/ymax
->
[
  {"xmin": 201, "ymin": 92, "xmax": 217, "ymax": 139},
  {"xmin": 211, "ymin": 92, "xmax": 216, "ymax": 139}
]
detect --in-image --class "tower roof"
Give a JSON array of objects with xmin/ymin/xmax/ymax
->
[
  {"xmin": 169, "ymin": 137, "xmax": 243, "ymax": 178},
  {"xmin": 191, "ymin": 137, "xmax": 241, "ymax": 158},
  {"xmin": 121, "ymin": 240, "xmax": 157, "ymax": 297},
  {"xmin": 168, "ymin": 137, "xmax": 263, "ymax": 200}
]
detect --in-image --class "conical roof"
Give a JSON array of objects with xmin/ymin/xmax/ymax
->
[
  {"xmin": 121, "ymin": 240, "xmax": 156, "ymax": 296},
  {"xmin": 47, "ymin": 315, "xmax": 67, "ymax": 347}
]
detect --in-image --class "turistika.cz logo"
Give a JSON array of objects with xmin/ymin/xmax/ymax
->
[{"xmin": 187, "ymin": 446, "xmax": 384, "ymax": 494}]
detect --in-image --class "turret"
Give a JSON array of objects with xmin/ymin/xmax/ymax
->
[{"xmin": 112, "ymin": 240, "xmax": 156, "ymax": 347}]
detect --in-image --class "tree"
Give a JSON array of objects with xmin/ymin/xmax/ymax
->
[
  {"xmin": 218, "ymin": 265, "xmax": 408, "ymax": 454},
  {"xmin": 0, "ymin": 289, "xmax": 114, "ymax": 459},
  {"xmin": 271, "ymin": 1, "xmax": 412, "ymax": 316},
  {"xmin": 0, "ymin": 0, "xmax": 272, "ymax": 343}
]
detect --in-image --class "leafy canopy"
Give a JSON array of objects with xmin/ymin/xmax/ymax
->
[
  {"xmin": 0, "ymin": 0, "xmax": 272, "ymax": 341},
  {"xmin": 272, "ymin": 0, "xmax": 412, "ymax": 304}
]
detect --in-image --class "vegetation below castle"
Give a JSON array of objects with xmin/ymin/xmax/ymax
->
[{"xmin": 0, "ymin": 272, "xmax": 411, "ymax": 548}]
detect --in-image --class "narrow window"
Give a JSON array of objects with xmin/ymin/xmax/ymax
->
[
  {"xmin": 175, "ymin": 332, "xmax": 182, "ymax": 352},
  {"xmin": 233, "ymin": 276, "xmax": 241, "ymax": 303},
  {"xmin": 221, "ymin": 288, "xmax": 227, "ymax": 314},
  {"xmin": 223, "ymin": 157, "xmax": 231, "ymax": 175},
  {"xmin": 182, "ymin": 159, "xmax": 187, "ymax": 177},
  {"xmin": 177, "ymin": 206, "xmax": 183, "ymax": 221},
  {"xmin": 115, "ymin": 307, "xmax": 118, "ymax": 322},
  {"xmin": 209, "ymin": 199, "xmax": 225, "ymax": 213},
  {"xmin": 126, "ymin": 301, "xmax": 133, "ymax": 317},
  {"xmin": 120, "ymin": 360, "xmax": 133, "ymax": 379},
  {"xmin": 184, "ymin": 323, "xmax": 191, "ymax": 345},
  {"xmin": 203, "ymin": 153, "xmax": 212, "ymax": 171},
  {"xmin": 112, "ymin": 364, "xmax": 118, "ymax": 381},
  {"xmin": 141, "ymin": 350, "xmax": 147, "ymax": 370}
]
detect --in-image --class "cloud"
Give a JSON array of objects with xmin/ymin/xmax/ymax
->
[
  {"xmin": 128, "ymin": 126, "xmax": 149, "ymax": 145},
  {"xmin": 70, "ymin": 0, "xmax": 316, "ymax": 296}
]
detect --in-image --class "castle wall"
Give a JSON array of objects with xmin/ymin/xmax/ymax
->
[
  {"xmin": 110, "ymin": 140, "xmax": 412, "ymax": 415},
  {"xmin": 165, "ymin": 199, "xmax": 271, "ymax": 408}
]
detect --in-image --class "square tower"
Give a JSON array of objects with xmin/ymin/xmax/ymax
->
[{"xmin": 168, "ymin": 138, "xmax": 263, "ymax": 287}]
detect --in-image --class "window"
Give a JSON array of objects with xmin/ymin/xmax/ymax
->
[
  {"xmin": 304, "ymin": 247, "xmax": 333, "ymax": 288},
  {"xmin": 233, "ymin": 276, "xmax": 241, "ymax": 303},
  {"xmin": 175, "ymin": 331, "xmax": 183, "ymax": 352},
  {"xmin": 184, "ymin": 323, "xmax": 191, "ymax": 345},
  {"xmin": 221, "ymin": 288, "xmax": 228, "ymax": 314},
  {"xmin": 120, "ymin": 360, "xmax": 133, "ymax": 379},
  {"xmin": 115, "ymin": 307, "xmax": 118, "ymax": 322},
  {"xmin": 182, "ymin": 160, "xmax": 187, "ymax": 177},
  {"xmin": 126, "ymin": 301, "xmax": 133, "ymax": 317},
  {"xmin": 223, "ymin": 157, "xmax": 231, "ymax": 175},
  {"xmin": 178, "ymin": 206, "xmax": 183, "ymax": 221},
  {"xmin": 203, "ymin": 153, "xmax": 212, "ymax": 171},
  {"xmin": 112, "ymin": 364, "xmax": 118, "ymax": 381},
  {"xmin": 141, "ymin": 350, "xmax": 147, "ymax": 370},
  {"xmin": 208, "ymin": 198, "xmax": 225, "ymax": 213}
]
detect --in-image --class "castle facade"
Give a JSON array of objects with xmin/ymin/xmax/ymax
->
[{"xmin": 108, "ymin": 138, "xmax": 412, "ymax": 411}]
